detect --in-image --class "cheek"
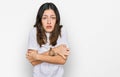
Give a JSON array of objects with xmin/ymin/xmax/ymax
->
[
  {"xmin": 52, "ymin": 20, "xmax": 56, "ymax": 26},
  {"xmin": 42, "ymin": 20, "xmax": 46, "ymax": 24},
  {"xmin": 42, "ymin": 20, "xmax": 47, "ymax": 27}
]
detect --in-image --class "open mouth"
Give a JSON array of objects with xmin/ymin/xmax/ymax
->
[{"xmin": 46, "ymin": 26, "xmax": 52, "ymax": 29}]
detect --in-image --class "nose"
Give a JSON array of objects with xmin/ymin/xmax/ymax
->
[{"xmin": 47, "ymin": 18, "xmax": 51, "ymax": 24}]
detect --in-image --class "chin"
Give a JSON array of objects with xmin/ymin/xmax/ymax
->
[
  {"xmin": 46, "ymin": 30, "xmax": 53, "ymax": 33},
  {"xmin": 45, "ymin": 29, "xmax": 53, "ymax": 33}
]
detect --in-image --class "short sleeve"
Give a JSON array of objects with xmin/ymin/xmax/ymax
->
[
  {"xmin": 57, "ymin": 27, "xmax": 69, "ymax": 48},
  {"xmin": 27, "ymin": 27, "xmax": 38, "ymax": 50}
]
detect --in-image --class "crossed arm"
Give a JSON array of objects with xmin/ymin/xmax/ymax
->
[{"xmin": 26, "ymin": 44, "xmax": 70, "ymax": 66}]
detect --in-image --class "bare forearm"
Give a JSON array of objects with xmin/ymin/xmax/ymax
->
[
  {"xmin": 31, "ymin": 54, "xmax": 66, "ymax": 65},
  {"xmin": 36, "ymin": 48, "xmax": 68, "ymax": 64},
  {"xmin": 37, "ymin": 50, "xmax": 66, "ymax": 64},
  {"xmin": 31, "ymin": 60, "xmax": 43, "ymax": 66},
  {"xmin": 30, "ymin": 51, "xmax": 49, "ymax": 66},
  {"xmin": 36, "ymin": 54, "xmax": 66, "ymax": 64}
]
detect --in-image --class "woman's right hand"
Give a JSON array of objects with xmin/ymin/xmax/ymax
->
[
  {"xmin": 53, "ymin": 44, "xmax": 70, "ymax": 59},
  {"xmin": 26, "ymin": 50, "xmax": 43, "ymax": 66}
]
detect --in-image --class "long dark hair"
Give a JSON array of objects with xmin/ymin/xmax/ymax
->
[{"xmin": 34, "ymin": 2, "xmax": 62, "ymax": 47}]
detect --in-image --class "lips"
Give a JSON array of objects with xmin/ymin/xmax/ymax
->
[{"xmin": 46, "ymin": 26, "xmax": 52, "ymax": 29}]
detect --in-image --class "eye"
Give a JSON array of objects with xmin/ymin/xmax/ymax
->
[
  {"xmin": 51, "ymin": 17, "xmax": 56, "ymax": 19},
  {"xmin": 42, "ymin": 17, "xmax": 47, "ymax": 19}
]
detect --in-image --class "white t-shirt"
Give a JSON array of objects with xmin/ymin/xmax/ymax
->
[{"xmin": 28, "ymin": 27, "xmax": 69, "ymax": 77}]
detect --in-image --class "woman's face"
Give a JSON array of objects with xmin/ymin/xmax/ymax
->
[{"xmin": 41, "ymin": 9, "xmax": 56, "ymax": 33}]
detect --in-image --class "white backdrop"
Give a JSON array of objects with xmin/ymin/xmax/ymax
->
[{"xmin": 0, "ymin": 0, "xmax": 120, "ymax": 77}]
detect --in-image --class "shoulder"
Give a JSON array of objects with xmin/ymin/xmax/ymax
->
[
  {"xmin": 61, "ymin": 26, "xmax": 67, "ymax": 35},
  {"xmin": 30, "ymin": 27, "xmax": 37, "ymax": 33},
  {"xmin": 29, "ymin": 27, "xmax": 37, "ymax": 37},
  {"xmin": 61, "ymin": 26, "xmax": 66, "ymax": 33}
]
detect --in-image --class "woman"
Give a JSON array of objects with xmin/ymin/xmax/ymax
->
[{"xmin": 26, "ymin": 2, "xmax": 70, "ymax": 77}]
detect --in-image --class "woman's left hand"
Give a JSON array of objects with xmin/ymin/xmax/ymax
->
[{"xmin": 53, "ymin": 44, "xmax": 70, "ymax": 59}]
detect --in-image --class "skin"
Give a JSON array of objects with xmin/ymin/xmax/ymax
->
[
  {"xmin": 26, "ymin": 44, "xmax": 69, "ymax": 66},
  {"xmin": 42, "ymin": 9, "xmax": 56, "ymax": 33},
  {"xmin": 26, "ymin": 9, "xmax": 70, "ymax": 66}
]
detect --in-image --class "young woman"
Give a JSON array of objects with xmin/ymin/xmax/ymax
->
[{"xmin": 26, "ymin": 2, "xmax": 70, "ymax": 77}]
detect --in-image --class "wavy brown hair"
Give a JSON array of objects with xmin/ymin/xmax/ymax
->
[{"xmin": 34, "ymin": 2, "xmax": 62, "ymax": 47}]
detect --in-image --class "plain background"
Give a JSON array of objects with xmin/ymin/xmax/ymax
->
[{"xmin": 0, "ymin": 0, "xmax": 120, "ymax": 77}]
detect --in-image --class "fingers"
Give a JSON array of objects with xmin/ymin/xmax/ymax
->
[
  {"xmin": 59, "ymin": 53, "xmax": 66, "ymax": 59},
  {"xmin": 26, "ymin": 51, "xmax": 38, "ymax": 56},
  {"xmin": 64, "ymin": 52, "xmax": 69, "ymax": 56},
  {"xmin": 55, "ymin": 45, "xmax": 70, "ymax": 57},
  {"xmin": 26, "ymin": 54, "xmax": 29, "ymax": 58},
  {"xmin": 26, "ymin": 51, "xmax": 35, "ymax": 59},
  {"xmin": 66, "ymin": 47, "xmax": 70, "ymax": 51},
  {"xmin": 62, "ymin": 44, "xmax": 67, "ymax": 48},
  {"xmin": 58, "ymin": 50, "xmax": 70, "ymax": 59},
  {"xmin": 26, "ymin": 50, "xmax": 38, "ymax": 63},
  {"xmin": 26, "ymin": 54, "xmax": 35, "ymax": 62}
]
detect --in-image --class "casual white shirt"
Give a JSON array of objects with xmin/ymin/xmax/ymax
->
[{"xmin": 28, "ymin": 27, "xmax": 69, "ymax": 77}]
